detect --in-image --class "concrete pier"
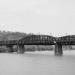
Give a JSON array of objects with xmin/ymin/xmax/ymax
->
[
  {"xmin": 55, "ymin": 44, "xmax": 63, "ymax": 55},
  {"xmin": 18, "ymin": 45, "xmax": 25, "ymax": 53}
]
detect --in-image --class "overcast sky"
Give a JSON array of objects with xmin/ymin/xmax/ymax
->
[{"xmin": 0, "ymin": 0, "xmax": 75, "ymax": 36}]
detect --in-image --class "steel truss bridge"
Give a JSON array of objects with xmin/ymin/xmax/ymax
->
[{"xmin": 0, "ymin": 34, "xmax": 75, "ymax": 55}]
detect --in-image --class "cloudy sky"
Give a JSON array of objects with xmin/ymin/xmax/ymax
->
[{"xmin": 0, "ymin": 0, "xmax": 75, "ymax": 36}]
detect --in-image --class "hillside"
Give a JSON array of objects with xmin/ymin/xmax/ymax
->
[{"xmin": 0, "ymin": 31, "xmax": 27, "ymax": 41}]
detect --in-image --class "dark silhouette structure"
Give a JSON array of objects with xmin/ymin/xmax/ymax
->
[{"xmin": 0, "ymin": 34, "xmax": 75, "ymax": 55}]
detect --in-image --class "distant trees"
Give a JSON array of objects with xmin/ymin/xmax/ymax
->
[{"xmin": 0, "ymin": 30, "xmax": 27, "ymax": 41}]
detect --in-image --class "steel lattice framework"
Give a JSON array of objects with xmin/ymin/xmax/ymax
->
[
  {"xmin": 0, "ymin": 35, "xmax": 74, "ymax": 45},
  {"xmin": 18, "ymin": 35, "xmax": 56, "ymax": 45}
]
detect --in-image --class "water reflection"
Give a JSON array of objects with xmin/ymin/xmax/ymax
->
[{"xmin": 0, "ymin": 51, "xmax": 75, "ymax": 75}]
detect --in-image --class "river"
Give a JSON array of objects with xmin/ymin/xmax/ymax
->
[{"xmin": 0, "ymin": 50, "xmax": 75, "ymax": 75}]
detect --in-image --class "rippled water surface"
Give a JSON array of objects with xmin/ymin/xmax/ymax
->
[{"xmin": 0, "ymin": 50, "xmax": 75, "ymax": 75}]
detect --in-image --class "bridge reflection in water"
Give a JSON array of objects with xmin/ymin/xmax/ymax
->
[{"xmin": 0, "ymin": 35, "xmax": 75, "ymax": 55}]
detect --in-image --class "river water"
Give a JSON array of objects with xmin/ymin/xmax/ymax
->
[{"xmin": 0, "ymin": 50, "xmax": 75, "ymax": 75}]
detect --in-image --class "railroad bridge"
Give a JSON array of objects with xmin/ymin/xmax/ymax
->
[{"xmin": 0, "ymin": 34, "xmax": 75, "ymax": 55}]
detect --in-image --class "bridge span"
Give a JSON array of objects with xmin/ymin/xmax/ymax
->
[{"xmin": 0, "ymin": 34, "xmax": 75, "ymax": 55}]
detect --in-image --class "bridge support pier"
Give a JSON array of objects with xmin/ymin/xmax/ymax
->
[
  {"xmin": 55, "ymin": 44, "xmax": 63, "ymax": 55},
  {"xmin": 6, "ymin": 45, "xmax": 14, "ymax": 52},
  {"xmin": 18, "ymin": 45, "xmax": 25, "ymax": 53}
]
